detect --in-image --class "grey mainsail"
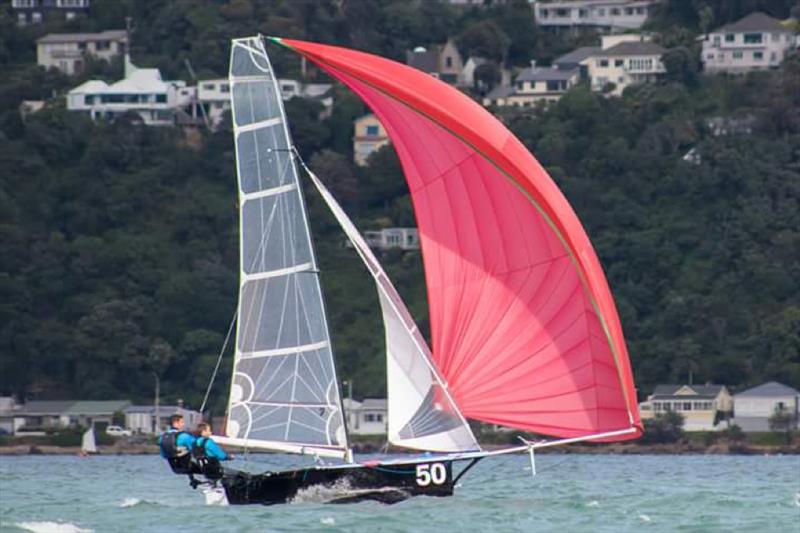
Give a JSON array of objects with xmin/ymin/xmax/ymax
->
[{"xmin": 221, "ymin": 37, "xmax": 349, "ymax": 459}]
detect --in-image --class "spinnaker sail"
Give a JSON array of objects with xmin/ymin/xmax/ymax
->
[
  {"xmin": 272, "ymin": 37, "xmax": 642, "ymax": 440},
  {"xmin": 223, "ymin": 37, "xmax": 349, "ymax": 458}
]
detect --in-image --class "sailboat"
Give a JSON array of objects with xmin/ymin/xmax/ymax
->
[
  {"xmin": 207, "ymin": 36, "xmax": 642, "ymax": 505},
  {"xmin": 81, "ymin": 427, "xmax": 97, "ymax": 456}
]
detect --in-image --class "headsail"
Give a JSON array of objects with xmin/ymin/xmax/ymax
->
[
  {"xmin": 223, "ymin": 37, "xmax": 349, "ymax": 459},
  {"xmin": 273, "ymin": 38, "xmax": 642, "ymax": 441},
  {"xmin": 300, "ymin": 161, "xmax": 479, "ymax": 453}
]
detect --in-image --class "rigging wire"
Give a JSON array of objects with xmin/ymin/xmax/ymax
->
[{"xmin": 200, "ymin": 309, "xmax": 238, "ymax": 414}]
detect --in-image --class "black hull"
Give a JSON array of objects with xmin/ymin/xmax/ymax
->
[{"xmin": 221, "ymin": 458, "xmax": 476, "ymax": 505}]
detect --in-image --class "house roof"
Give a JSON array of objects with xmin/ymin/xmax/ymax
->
[
  {"xmin": 484, "ymin": 84, "xmax": 515, "ymax": 100},
  {"xmin": 651, "ymin": 384, "xmax": 726, "ymax": 400},
  {"xmin": 734, "ymin": 381, "xmax": 800, "ymax": 398},
  {"xmin": 37, "ymin": 30, "xmax": 128, "ymax": 44},
  {"xmin": 16, "ymin": 401, "xmax": 76, "ymax": 415},
  {"xmin": 554, "ymin": 46, "xmax": 601, "ymax": 66},
  {"xmin": 362, "ymin": 398, "xmax": 388, "ymax": 410},
  {"xmin": 517, "ymin": 66, "xmax": 578, "ymax": 82},
  {"xmin": 124, "ymin": 405, "xmax": 195, "ymax": 414},
  {"xmin": 69, "ymin": 68, "xmax": 173, "ymax": 96},
  {"xmin": 62, "ymin": 401, "xmax": 131, "ymax": 415},
  {"xmin": 718, "ymin": 12, "xmax": 790, "ymax": 33},
  {"xmin": 595, "ymin": 41, "xmax": 665, "ymax": 57},
  {"xmin": 406, "ymin": 49, "xmax": 440, "ymax": 74}
]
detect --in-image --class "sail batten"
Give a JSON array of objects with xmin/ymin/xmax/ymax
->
[{"xmin": 225, "ymin": 37, "xmax": 349, "ymax": 455}]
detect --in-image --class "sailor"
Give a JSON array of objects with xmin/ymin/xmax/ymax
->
[
  {"xmin": 192, "ymin": 422, "xmax": 230, "ymax": 479},
  {"xmin": 158, "ymin": 413, "xmax": 196, "ymax": 475}
]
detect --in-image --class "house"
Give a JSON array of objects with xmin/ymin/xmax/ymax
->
[
  {"xmin": 732, "ymin": 382, "xmax": 800, "ymax": 432},
  {"xmin": 582, "ymin": 34, "xmax": 665, "ymax": 95},
  {"xmin": 0, "ymin": 397, "xmax": 19, "ymax": 434},
  {"xmin": 701, "ymin": 12, "xmax": 797, "ymax": 74},
  {"xmin": 36, "ymin": 30, "xmax": 128, "ymax": 75},
  {"xmin": 343, "ymin": 398, "xmax": 388, "ymax": 436},
  {"xmin": 61, "ymin": 400, "xmax": 131, "ymax": 428},
  {"xmin": 125, "ymin": 404, "xmax": 203, "ymax": 434},
  {"xmin": 483, "ymin": 61, "xmax": 579, "ymax": 108},
  {"xmin": 67, "ymin": 56, "xmax": 192, "ymax": 126},
  {"xmin": 196, "ymin": 78, "xmax": 231, "ymax": 128},
  {"xmin": 353, "ymin": 113, "xmax": 391, "ymax": 166},
  {"xmin": 12, "ymin": 0, "xmax": 90, "ymax": 27},
  {"xmin": 460, "ymin": 57, "xmax": 512, "ymax": 91},
  {"xmin": 553, "ymin": 46, "xmax": 601, "ymax": 78},
  {"xmin": 275, "ymin": 79, "xmax": 334, "ymax": 117},
  {"xmin": 406, "ymin": 40, "xmax": 464, "ymax": 84},
  {"xmin": 10, "ymin": 399, "xmax": 132, "ymax": 434},
  {"xmin": 638, "ymin": 384, "xmax": 732, "ymax": 431},
  {"xmin": 364, "ymin": 228, "xmax": 420, "ymax": 250},
  {"xmin": 706, "ymin": 115, "xmax": 756, "ymax": 136},
  {"xmin": 532, "ymin": 0, "xmax": 660, "ymax": 32}
]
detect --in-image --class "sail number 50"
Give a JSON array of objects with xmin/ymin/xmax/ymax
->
[{"xmin": 415, "ymin": 463, "xmax": 447, "ymax": 486}]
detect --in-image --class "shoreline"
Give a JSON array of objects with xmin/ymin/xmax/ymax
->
[{"xmin": 1, "ymin": 441, "xmax": 797, "ymax": 456}]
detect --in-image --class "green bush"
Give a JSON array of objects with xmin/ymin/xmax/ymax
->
[{"xmin": 640, "ymin": 411, "xmax": 685, "ymax": 444}]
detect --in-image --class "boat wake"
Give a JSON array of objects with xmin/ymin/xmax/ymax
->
[
  {"xmin": 291, "ymin": 478, "xmax": 410, "ymax": 505},
  {"xmin": 13, "ymin": 521, "xmax": 93, "ymax": 533}
]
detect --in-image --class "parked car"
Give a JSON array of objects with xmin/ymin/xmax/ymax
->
[{"xmin": 105, "ymin": 425, "xmax": 132, "ymax": 437}]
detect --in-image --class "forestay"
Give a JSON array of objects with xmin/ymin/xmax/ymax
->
[
  {"xmin": 223, "ymin": 37, "xmax": 349, "ymax": 459},
  {"xmin": 299, "ymin": 161, "xmax": 479, "ymax": 453}
]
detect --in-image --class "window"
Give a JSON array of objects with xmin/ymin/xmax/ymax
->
[
  {"xmin": 776, "ymin": 401, "xmax": 786, "ymax": 411},
  {"xmin": 753, "ymin": 51, "xmax": 763, "ymax": 60},
  {"xmin": 733, "ymin": 51, "xmax": 743, "ymax": 60},
  {"xmin": 546, "ymin": 80, "xmax": 563, "ymax": 91},
  {"xmin": 96, "ymin": 41, "xmax": 110, "ymax": 50},
  {"xmin": 683, "ymin": 402, "xmax": 692, "ymax": 411},
  {"xmin": 625, "ymin": 7, "xmax": 633, "ymax": 15},
  {"xmin": 598, "ymin": 8, "xmax": 605, "ymax": 16},
  {"xmin": 654, "ymin": 402, "xmax": 663, "ymax": 412},
  {"xmin": 725, "ymin": 33, "xmax": 735, "ymax": 42},
  {"xmin": 365, "ymin": 125, "xmax": 379, "ymax": 135},
  {"xmin": 599, "ymin": 59, "xmax": 609, "ymax": 67},
  {"xmin": 445, "ymin": 56, "xmax": 452, "ymax": 68},
  {"xmin": 743, "ymin": 33, "xmax": 762, "ymax": 44},
  {"xmin": 539, "ymin": 8, "xmax": 549, "ymax": 19},
  {"xmin": 555, "ymin": 8, "xmax": 569, "ymax": 17},
  {"xmin": 202, "ymin": 83, "xmax": 215, "ymax": 90},
  {"xmin": 156, "ymin": 94, "xmax": 166, "ymax": 103},
  {"xmin": 220, "ymin": 83, "xmax": 230, "ymax": 93},
  {"xmin": 611, "ymin": 8, "xmax": 620, "ymax": 15},
  {"xmin": 615, "ymin": 59, "xmax": 624, "ymax": 67},
  {"xmin": 636, "ymin": 7, "xmax": 644, "ymax": 14},
  {"xmin": 663, "ymin": 402, "xmax": 672, "ymax": 411},
  {"xmin": 31, "ymin": 11, "xmax": 42, "ymax": 23},
  {"xmin": 713, "ymin": 35, "xmax": 720, "ymax": 46},
  {"xmin": 770, "ymin": 51, "xmax": 777, "ymax": 61},
  {"xmin": 578, "ymin": 8, "xmax": 588, "ymax": 18},
  {"xmin": 84, "ymin": 95, "xmax": 94, "ymax": 105}
]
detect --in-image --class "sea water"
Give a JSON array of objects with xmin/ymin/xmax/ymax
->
[{"xmin": 0, "ymin": 454, "xmax": 798, "ymax": 532}]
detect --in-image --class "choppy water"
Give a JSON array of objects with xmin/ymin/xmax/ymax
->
[{"xmin": 1, "ymin": 454, "xmax": 798, "ymax": 532}]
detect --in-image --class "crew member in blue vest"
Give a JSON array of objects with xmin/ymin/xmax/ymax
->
[
  {"xmin": 159, "ymin": 413, "xmax": 196, "ymax": 474},
  {"xmin": 192, "ymin": 422, "xmax": 231, "ymax": 479}
]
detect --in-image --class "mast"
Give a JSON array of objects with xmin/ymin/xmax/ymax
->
[{"xmin": 221, "ymin": 37, "xmax": 350, "ymax": 460}]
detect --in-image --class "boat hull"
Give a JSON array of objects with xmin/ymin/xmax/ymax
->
[{"xmin": 221, "ymin": 459, "xmax": 459, "ymax": 505}]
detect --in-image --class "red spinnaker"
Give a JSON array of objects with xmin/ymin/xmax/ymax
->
[{"xmin": 277, "ymin": 38, "xmax": 642, "ymax": 440}]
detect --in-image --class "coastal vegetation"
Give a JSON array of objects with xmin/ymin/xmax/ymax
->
[{"xmin": 0, "ymin": 1, "xmax": 798, "ymax": 418}]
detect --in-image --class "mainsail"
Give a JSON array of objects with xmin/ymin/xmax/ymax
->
[
  {"xmin": 222, "ymin": 37, "xmax": 349, "ymax": 458},
  {"xmin": 272, "ymin": 38, "xmax": 643, "ymax": 441},
  {"xmin": 300, "ymin": 162, "xmax": 479, "ymax": 453}
]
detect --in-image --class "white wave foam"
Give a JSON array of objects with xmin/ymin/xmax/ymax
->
[
  {"xmin": 639, "ymin": 514, "xmax": 652, "ymax": 523},
  {"xmin": 291, "ymin": 478, "xmax": 409, "ymax": 504},
  {"xmin": 586, "ymin": 500, "xmax": 600, "ymax": 507},
  {"xmin": 15, "ymin": 521, "xmax": 93, "ymax": 533},
  {"xmin": 794, "ymin": 493, "xmax": 800, "ymax": 507},
  {"xmin": 119, "ymin": 498, "xmax": 141, "ymax": 508},
  {"xmin": 320, "ymin": 517, "xmax": 335, "ymax": 525}
]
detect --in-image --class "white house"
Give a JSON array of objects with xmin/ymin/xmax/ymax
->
[
  {"xmin": 196, "ymin": 78, "xmax": 231, "ymax": 128},
  {"xmin": 532, "ymin": 0, "xmax": 660, "ymax": 32},
  {"xmin": 364, "ymin": 228, "xmax": 420, "ymax": 250},
  {"xmin": 9, "ymin": 400, "xmax": 132, "ymax": 434},
  {"xmin": 67, "ymin": 56, "xmax": 192, "ymax": 126},
  {"xmin": 36, "ymin": 30, "xmax": 128, "ymax": 75},
  {"xmin": 343, "ymin": 398, "xmax": 388, "ymax": 435},
  {"xmin": 732, "ymin": 381, "xmax": 800, "ymax": 432},
  {"xmin": 124, "ymin": 404, "xmax": 203, "ymax": 434},
  {"xmin": 275, "ymin": 79, "xmax": 334, "ymax": 117},
  {"xmin": 483, "ymin": 61, "xmax": 580, "ymax": 108},
  {"xmin": 701, "ymin": 12, "xmax": 797, "ymax": 74},
  {"xmin": 12, "ymin": 0, "xmax": 90, "ymax": 26},
  {"xmin": 582, "ymin": 34, "xmax": 665, "ymax": 95}
]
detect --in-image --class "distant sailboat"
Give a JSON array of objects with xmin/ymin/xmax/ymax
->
[
  {"xmin": 81, "ymin": 427, "xmax": 97, "ymax": 455},
  {"xmin": 199, "ymin": 36, "xmax": 642, "ymax": 505}
]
